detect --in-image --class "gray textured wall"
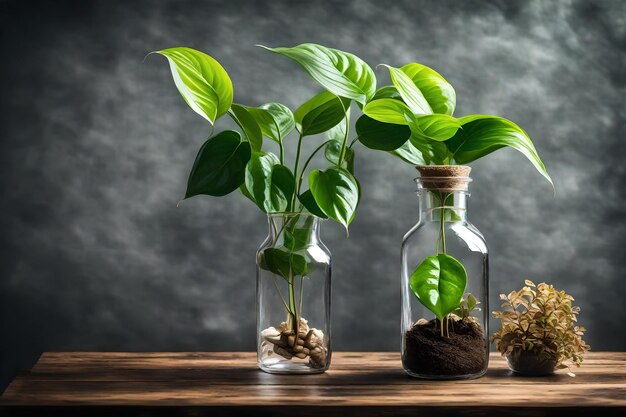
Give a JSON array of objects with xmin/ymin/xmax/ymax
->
[{"xmin": 1, "ymin": 0, "xmax": 625, "ymax": 389}]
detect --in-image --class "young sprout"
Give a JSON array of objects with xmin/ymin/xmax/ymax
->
[{"xmin": 453, "ymin": 293, "xmax": 481, "ymax": 320}]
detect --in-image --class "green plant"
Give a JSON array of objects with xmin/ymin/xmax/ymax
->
[
  {"xmin": 364, "ymin": 62, "xmax": 553, "ymax": 337},
  {"xmin": 150, "ymin": 44, "xmax": 553, "ymax": 339},
  {"xmin": 151, "ymin": 45, "xmax": 366, "ymax": 226},
  {"xmin": 492, "ymin": 280, "xmax": 590, "ymax": 376},
  {"xmin": 150, "ymin": 44, "xmax": 377, "ymax": 335}
]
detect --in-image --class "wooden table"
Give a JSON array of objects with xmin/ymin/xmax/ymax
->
[{"xmin": 0, "ymin": 352, "xmax": 624, "ymax": 416}]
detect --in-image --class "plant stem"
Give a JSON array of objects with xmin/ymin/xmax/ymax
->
[
  {"xmin": 297, "ymin": 139, "xmax": 332, "ymax": 195},
  {"xmin": 287, "ymin": 273, "xmax": 299, "ymax": 335},
  {"xmin": 439, "ymin": 191, "xmax": 449, "ymax": 337},
  {"xmin": 299, "ymin": 276, "xmax": 304, "ymax": 318},
  {"xmin": 440, "ymin": 192, "xmax": 447, "ymax": 253},
  {"xmin": 272, "ymin": 276, "xmax": 291, "ymax": 314},
  {"xmin": 338, "ymin": 101, "xmax": 350, "ymax": 162},
  {"xmin": 292, "ymin": 133, "xmax": 304, "ymax": 208},
  {"xmin": 279, "ymin": 139, "xmax": 285, "ymax": 166}
]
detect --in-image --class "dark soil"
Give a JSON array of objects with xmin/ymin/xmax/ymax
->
[{"xmin": 403, "ymin": 318, "xmax": 487, "ymax": 377}]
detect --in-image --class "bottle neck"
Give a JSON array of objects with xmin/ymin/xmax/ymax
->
[
  {"xmin": 418, "ymin": 189, "xmax": 469, "ymax": 222},
  {"xmin": 267, "ymin": 213, "xmax": 321, "ymax": 245}
]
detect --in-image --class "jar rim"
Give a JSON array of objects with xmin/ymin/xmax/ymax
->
[{"xmin": 266, "ymin": 211, "xmax": 326, "ymax": 220}]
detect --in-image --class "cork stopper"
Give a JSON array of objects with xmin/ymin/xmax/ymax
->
[{"xmin": 415, "ymin": 165, "xmax": 472, "ymax": 192}]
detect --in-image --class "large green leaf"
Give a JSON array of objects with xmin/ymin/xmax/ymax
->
[
  {"xmin": 152, "ymin": 47, "xmax": 233, "ymax": 124},
  {"xmin": 400, "ymin": 63, "xmax": 456, "ymax": 115},
  {"xmin": 260, "ymin": 43, "xmax": 376, "ymax": 105},
  {"xmin": 186, "ymin": 130, "xmax": 251, "ymax": 198},
  {"xmin": 382, "ymin": 64, "xmax": 432, "ymax": 115},
  {"xmin": 407, "ymin": 113, "xmax": 462, "ymax": 142},
  {"xmin": 409, "ymin": 254, "xmax": 467, "ymax": 320},
  {"xmin": 294, "ymin": 91, "xmax": 350, "ymax": 136},
  {"xmin": 446, "ymin": 115, "xmax": 553, "ymax": 186},
  {"xmin": 356, "ymin": 114, "xmax": 411, "ymax": 151},
  {"xmin": 245, "ymin": 152, "xmax": 294, "ymax": 212},
  {"xmin": 246, "ymin": 103, "xmax": 295, "ymax": 142},
  {"xmin": 389, "ymin": 140, "xmax": 426, "ymax": 165},
  {"xmin": 363, "ymin": 98, "xmax": 412, "ymax": 125},
  {"xmin": 308, "ymin": 167, "xmax": 359, "ymax": 231},
  {"xmin": 230, "ymin": 103, "xmax": 262, "ymax": 151}
]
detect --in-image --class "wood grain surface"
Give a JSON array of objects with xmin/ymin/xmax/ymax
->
[{"xmin": 1, "ymin": 352, "xmax": 624, "ymax": 416}]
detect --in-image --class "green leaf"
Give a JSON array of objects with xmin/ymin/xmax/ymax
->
[
  {"xmin": 409, "ymin": 134, "xmax": 451, "ymax": 165},
  {"xmin": 467, "ymin": 293, "xmax": 478, "ymax": 312},
  {"xmin": 245, "ymin": 152, "xmax": 294, "ymax": 212},
  {"xmin": 389, "ymin": 140, "xmax": 426, "ymax": 165},
  {"xmin": 245, "ymin": 151, "xmax": 280, "ymax": 211},
  {"xmin": 260, "ymin": 43, "xmax": 376, "ymax": 105},
  {"xmin": 246, "ymin": 103, "xmax": 295, "ymax": 142},
  {"xmin": 261, "ymin": 247, "xmax": 308, "ymax": 279},
  {"xmin": 230, "ymin": 103, "xmax": 262, "ymax": 151},
  {"xmin": 298, "ymin": 190, "xmax": 328, "ymax": 218},
  {"xmin": 268, "ymin": 165, "xmax": 296, "ymax": 212},
  {"xmin": 400, "ymin": 63, "xmax": 456, "ymax": 115},
  {"xmin": 372, "ymin": 85, "xmax": 402, "ymax": 101},
  {"xmin": 324, "ymin": 140, "xmax": 355, "ymax": 173},
  {"xmin": 152, "ymin": 47, "xmax": 233, "ymax": 124},
  {"xmin": 409, "ymin": 254, "xmax": 467, "ymax": 320},
  {"xmin": 185, "ymin": 130, "xmax": 251, "ymax": 198},
  {"xmin": 446, "ymin": 115, "xmax": 553, "ymax": 186},
  {"xmin": 308, "ymin": 167, "xmax": 359, "ymax": 231},
  {"xmin": 356, "ymin": 114, "xmax": 411, "ymax": 151},
  {"xmin": 363, "ymin": 98, "xmax": 412, "ymax": 125},
  {"xmin": 294, "ymin": 91, "xmax": 350, "ymax": 136},
  {"xmin": 407, "ymin": 113, "xmax": 462, "ymax": 142},
  {"xmin": 382, "ymin": 64, "xmax": 432, "ymax": 115},
  {"xmin": 239, "ymin": 183, "xmax": 256, "ymax": 203}
]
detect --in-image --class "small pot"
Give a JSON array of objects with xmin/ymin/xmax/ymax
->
[{"xmin": 506, "ymin": 348, "xmax": 556, "ymax": 376}]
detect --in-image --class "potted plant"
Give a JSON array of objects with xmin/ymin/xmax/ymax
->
[
  {"xmin": 492, "ymin": 280, "xmax": 590, "ymax": 376},
  {"xmin": 341, "ymin": 61, "xmax": 554, "ymax": 378},
  {"xmin": 149, "ymin": 44, "xmax": 378, "ymax": 373}
]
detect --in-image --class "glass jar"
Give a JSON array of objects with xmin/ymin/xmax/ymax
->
[
  {"xmin": 256, "ymin": 212, "xmax": 331, "ymax": 374},
  {"xmin": 401, "ymin": 166, "xmax": 489, "ymax": 379}
]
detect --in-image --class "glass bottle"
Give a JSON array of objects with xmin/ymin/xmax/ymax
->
[
  {"xmin": 401, "ymin": 166, "xmax": 489, "ymax": 379},
  {"xmin": 256, "ymin": 212, "xmax": 331, "ymax": 374}
]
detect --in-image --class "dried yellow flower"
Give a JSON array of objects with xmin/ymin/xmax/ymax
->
[{"xmin": 492, "ymin": 281, "xmax": 590, "ymax": 375}]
